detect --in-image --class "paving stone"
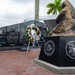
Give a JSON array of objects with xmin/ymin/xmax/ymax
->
[{"xmin": 0, "ymin": 49, "xmax": 72, "ymax": 75}]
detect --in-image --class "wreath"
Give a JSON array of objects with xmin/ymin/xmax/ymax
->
[{"xmin": 26, "ymin": 24, "xmax": 41, "ymax": 41}]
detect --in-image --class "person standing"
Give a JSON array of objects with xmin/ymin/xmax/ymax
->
[
  {"xmin": 32, "ymin": 33, "xmax": 39, "ymax": 46},
  {"xmin": 32, "ymin": 33, "xmax": 36, "ymax": 46}
]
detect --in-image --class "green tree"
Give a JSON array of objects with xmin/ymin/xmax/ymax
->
[{"xmin": 46, "ymin": 0, "xmax": 62, "ymax": 15}]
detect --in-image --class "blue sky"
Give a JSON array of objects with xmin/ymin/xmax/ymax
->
[{"xmin": 0, "ymin": 0, "xmax": 75, "ymax": 27}]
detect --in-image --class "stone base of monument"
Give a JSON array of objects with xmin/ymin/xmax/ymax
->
[
  {"xmin": 34, "ymin": 58, "xmax": 75, "ymax": 74},
  {"xmin": 34, "ymin": 36, "xmax": 75, "ymax": 74}
]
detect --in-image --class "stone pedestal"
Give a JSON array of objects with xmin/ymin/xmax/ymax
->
[{"xmin": 39, "ymin": 36, "xmax": 75, "ymax": 66}]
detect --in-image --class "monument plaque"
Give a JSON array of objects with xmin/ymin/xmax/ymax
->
[
  {"xmin": 7, "ymin": 25, "xmax": 19, "ymax": 46},
  {"xmin": 0, "ymin": 34, "xmax": 7, "ymax": 47},
  {"xmin": 0, "ymin": 27, "xmax": 7, "ymax": 47},
  {"xmin": 65, "ymin": 41, "xmax": 75, "ymax": 59},
  {"xmin": 44, "ymin": 40, "xmax": 55, "ymax": 56}
]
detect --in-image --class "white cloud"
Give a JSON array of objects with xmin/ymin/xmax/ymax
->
[
  {"xmin": 6, "ymin": 2, "xmax": 34, "ymax": 15},
  {"xmin": 0, "ymin": 0, "xmax": 75, "ymax": 27},
  {"xmin": 39, "ymin": 0, "xmax": 55, "ymax": 19},
  {"xmin": 0, "ymin": 0, "xmax": 11, "ymax": 14},
  {"xmin": 0, "ymin": 0, "xmax": 34, "ymax": 27},
  {"xmin": 0, "ymin": 0, "xmax": 34, "ymax": 15}
]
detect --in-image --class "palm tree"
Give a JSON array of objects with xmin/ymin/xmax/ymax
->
[{"xmin": 46, "ymin": 0, "xmax": 62, "ymax": 15}]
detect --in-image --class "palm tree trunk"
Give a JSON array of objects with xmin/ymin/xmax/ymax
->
[{"xmin": 35, "ymin": 0, "xmax": 39, "ymax": 21}]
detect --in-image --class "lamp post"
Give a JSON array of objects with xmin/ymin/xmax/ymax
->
[{"xmin": 35, "ymin": 0, "xmax": 39, "ymax": 21}]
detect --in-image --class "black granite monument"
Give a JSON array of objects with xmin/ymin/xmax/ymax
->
[
  {"xmin": 39, "ymin": 36, "xmax": 75, "ymax": 66},
  {"xmin": 0, "ymin": 20, "xmax": 47, "ymax": 50},
  {"xmin": 0, "ymin": 27, "xmax": 7, "ymax": 47},
  {"xmin": 39, "ymin": 0, "xmax": 75, "ymax": 67},
  {"xmin": 7, "ymin": 24, "xmax": 19, "ymax": 46}
]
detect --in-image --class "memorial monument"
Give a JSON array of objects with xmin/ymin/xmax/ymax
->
[
  {"xmin": 34, "ymin": 0, "xmax": 75, "ymax": 73},
  {"xmin": 51, "ymin": 0, "xmax": 75, "ymax": 36}
]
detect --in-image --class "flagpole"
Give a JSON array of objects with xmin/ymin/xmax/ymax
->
[{"xmin": 35, "ymin": 0, "xmax": 39, "ymax": 21}]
